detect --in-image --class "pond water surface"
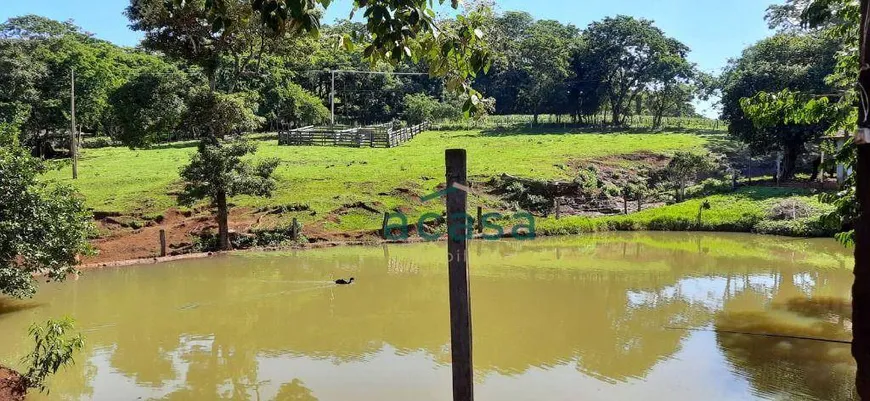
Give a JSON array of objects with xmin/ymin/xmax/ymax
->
[{"xmin": 0, "ymin": 232, "xmax": 856, "ymax": 400}]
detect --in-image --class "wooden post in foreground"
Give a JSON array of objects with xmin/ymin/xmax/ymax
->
[
  {"xmin": 853, "ymin": 1, "xmax": 870, "ymax": 396},
  {"xmin": 445, "ymin": 149, "xmax": 473, "ymax": 401},
  {"xmin": 159, "ymin": 229, "xmax": 167, "ymax": 257}
]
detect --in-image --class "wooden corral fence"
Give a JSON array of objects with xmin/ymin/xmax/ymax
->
[{"xmin": 278, "ymin": 122, "xmax": 429, "ymax": 148}]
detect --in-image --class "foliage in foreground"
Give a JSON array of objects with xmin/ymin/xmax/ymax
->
[
  {"xmin": 0, "ymin": 146, "xmax": 92, "ymax": 298},
  {"xmin": 22, "ymin": 317, "xmax": 84, "ymax": 394}
]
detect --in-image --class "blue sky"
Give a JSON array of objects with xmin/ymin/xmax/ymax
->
[{"xmin": 1, "ymin": 0, "xmax": 780, "ymax": 117}]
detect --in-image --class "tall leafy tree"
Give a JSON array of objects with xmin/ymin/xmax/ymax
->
[
  {"xmin": 644, "ymin": 54, "xmax": 696, "ymax": 129},
  {"xmin": 1, "ymin": 15, "xmax": 175, "ymax": 153},
  {"xmin": 236, "ymin": 0, "xmax": 492, "ymax": 112},
  {"xmin": 721, "ymin": 32, "xmax": 838, "ymax": 179},
  {"xmin": 516, "ymin": 20, "xmax": 579, "ymax": 124},
  {"xmin": 179, "ymin": 137, "xmax": 279, "ymax": 250},
  {"xmin": 127, "ymin": 0, "xmax": 269, "ymax": 91},
  {"xmin": 737, "ymin": 1, "xmax": 865, "ymax": 393},
  {"xmin": 108, "ymin": 67, "xmax": 193, "ymax": 147},
  {"xmin": 580, "ymin": 15, "xmax": 691, "ymax": 125},
  {"xmin": 0, "ymin": 145, "xmax": 93, "ymax": 298},
  {"xmin": 472, "ymin": 11, "xmax": 535, "ymax": 115}
]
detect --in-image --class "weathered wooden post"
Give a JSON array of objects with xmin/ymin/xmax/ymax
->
[
  {"xmin": 291, "ymin": 217, "xmax": 299, "ymax": 240},
  {"xmin": 476, "ymin": 206, "xmax": 483, "ymax": 234},
  {"xmin": 853, "ymin": 2, "xmax": 870, "ymax": 396},
  {"xmin": 554, "ymin": 198, "xmax": 561, "ymax": 220},
  {"xmin": 445, "ymin": 149, "xmax": 473, "ymax": 401},
  {"xmin": 159, "ymin": 229, "xmax": 167, "ymax": 257}
]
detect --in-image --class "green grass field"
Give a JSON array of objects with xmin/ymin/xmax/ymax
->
[{"xmin": 44, "ymin": 129, "xmax": 708, "ymax": 231}]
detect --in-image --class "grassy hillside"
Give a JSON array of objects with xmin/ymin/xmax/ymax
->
[{"xmin": 45, "ymin": 129, "xmax": 708, "ymax": 231}]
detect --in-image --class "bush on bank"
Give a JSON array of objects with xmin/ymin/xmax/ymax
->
[{"xmin": 536, "ymin": 188, "xmax": 838, "ymax": 238}]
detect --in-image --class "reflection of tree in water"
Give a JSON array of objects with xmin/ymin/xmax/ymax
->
[
  {"xmin": 1, "ymin": 233, "xmax": 855, "ymax": 399},
  {"xmin": 273, "ymin": 379, "xmax": 317, "ymax": 401},
  {"xmin": 716, "ymin": 274, "xmax": 854, "ymax": 401}
]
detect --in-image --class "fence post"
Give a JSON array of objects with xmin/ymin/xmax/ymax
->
[
  {"xmin": 291, "ymin": 218, "xmax": 299, "ymax": 240},
  {"xmin": 554, "ymin": 198, "xmax": 561, "ymax": 220},
  {"xmin": 445, "ymin": 149, "xmax": 473, "ymax": 401},
  {"xmin": 382, "ymin": 212, "xmax": 390, "ymax": 239},
  {"xmin": 476, "ymin": 206, "xmax": 483, "ymax": 234},
  {"xmin": 159, "ymin": 229, "xmax": 167, "ymax": 257}
]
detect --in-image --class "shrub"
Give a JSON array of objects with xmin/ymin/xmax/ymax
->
[
  {"xmin": 663, "ymin": 152, "xmax": 718, "ymax": 201},
  {"xmin": 574, "ymin": 168, "xmax": 599, "ymax": 192},
  {"xmin": 263, "ymin": 82, "xmax": 329, "ymax": 127},
  {"xmin": 108, "ymin": 69, "xmax": 191, "ymax": 148},
  {"xmin": 181, "ymin": 91, "xmax": 263, "ymax": 139},
  {"xmin": 603, "ymin": 183, "xmax": 621, "ymax": 198},
  {"xmin": 685, "ymin": 178, "xmax": 731, "ymax": 198},
  {"xmin": 754, "ymin": 218, "xmax": 834, "ymax": 237},
  {"xmin": 767, "ymin": 198, "xmax": 815, "ymax": 221},
  {"xmin": 647, "ymin": 216, "xmax": 694, "ymax": 231},
  {"xmin": 499, "ymin": 181, "xmax": 552, "ymax": 214},
  {"xmin": 402, "ymin": 93, "xmax": 460, "ymax": 125},
  {"xmin": 23, "ymin": 318, "xmax": 84, "ymax": 394},
  {"xmin": 80, "ymin": 136, "xmax": 116, "ymax": 149}
]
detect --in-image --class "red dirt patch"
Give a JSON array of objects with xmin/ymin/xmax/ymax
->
[
  {"xmin": 85, "ymin": 207, "xmax": 260, "ymax": 264},
  {"xmin": 0, "ymin": 367, "xmax": 26, "ymax": 401}
]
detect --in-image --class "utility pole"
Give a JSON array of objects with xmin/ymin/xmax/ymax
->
[
  {"xmin": 854, "ymin": 0, "xmax": 870, "ymax": 397},
  {"xmin": 70, "ymin": 68, "xmax": 78, "ymax": 179},
  {"xmin": 330, "ymin": 70, "xmax": 336, "ymax": 126}
]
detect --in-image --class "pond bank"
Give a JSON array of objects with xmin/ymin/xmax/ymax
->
[
  {"xmin": 0, "ymin": 367, "xmax": 25, "ymax": 401},
  {"xmin": 79, "ymin": 187, "xmax": 838, "ymax": 266}
]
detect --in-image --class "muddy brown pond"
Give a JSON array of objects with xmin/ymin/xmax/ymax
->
[{"xmin": 0, "ymin": 232, "xmax": 856, "ymax": 400}]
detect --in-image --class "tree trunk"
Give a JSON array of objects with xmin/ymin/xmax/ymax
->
[
  {"xmin": 623, "ymin": 198, "xmax": 628, "ymax": 215},
  {"xmin": 854, "ymin": 1, "xmax": 870, "ymax": 397},
  {"xmin": 611, "ymin": 100, "xmax": 621, "ymax": 126},
  {"xmin": 637, "ymin": 196, "xmax": 642, "ymax": 212},
  {"xmin": 810, "ymin": 156, "xmax": 822, "ymax": 181},
  {"xmin": 216, "ymin": 190, "xmax": 231, "ymax": 251},
  {"xmin": 781, "ymin": 143, "xmax": 801, "ymax": 181}
]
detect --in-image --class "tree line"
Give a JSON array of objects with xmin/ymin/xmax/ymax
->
[{"xmin": 0, "ymin": 5, "xmax": 716, "ymax": 154}]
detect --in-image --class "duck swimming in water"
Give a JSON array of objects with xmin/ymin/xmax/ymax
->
[{"xmin": 334, "ymin": 277, "xmax": 355, "ymax": 285}]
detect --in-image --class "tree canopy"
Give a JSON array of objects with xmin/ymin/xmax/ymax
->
[
  {"xmin": 720, "ymin": 32, "xmax": 838, "ymax": 179},
  {"xmin": 0, "ymin": 145, "xmax": 93, "ymax": 298},
  {"xmin": 179, "ymin": 137, "xmax": 280, "ymax": 250}
]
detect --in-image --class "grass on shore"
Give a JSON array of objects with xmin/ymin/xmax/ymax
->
[
  {"xmin": 537, "ymin": 187, "xmax": 836, "ymax": 238},
  {"xmin": 44, "ymin": 129, "xmax": 708, "ymax": 230}
]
